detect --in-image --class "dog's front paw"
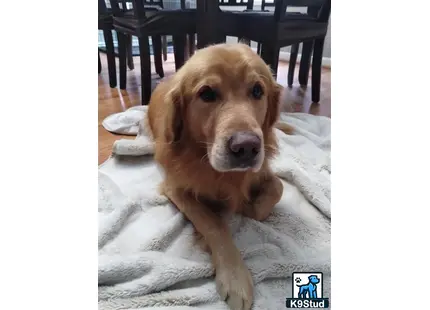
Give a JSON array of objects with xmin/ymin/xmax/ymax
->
[
  {"xmin": 242, "ymin": 200, "xmax": 270, "ymax": 222},
  {"xmin": 215, "ymin": 261, "xmax": 254, "ymax": 310}
]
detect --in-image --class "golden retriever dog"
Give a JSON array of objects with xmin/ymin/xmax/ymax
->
[{"xmin": 146, "ymin": 43, "xmax": 293, "ymax": 310}]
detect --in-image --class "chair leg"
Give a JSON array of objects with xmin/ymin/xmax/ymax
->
[
  {"xmin": 117, "ymin": 32, "xmax": 127, "ymax": 90},
  {"xmin": 287, "ymin": 43, "xmax": 299, "ymax": 87},
  {"xmin": 311, "ymin": 38, "xmax": 324, "ymax": 103},
  {"xmin": 162, "ymin": 36, "xmax": 168, "ymax": 61},
  {"xmin": 260, "ymin": 44, "xmax": 280, "ymax": 79},
  {"xmin": 103, "ymin": 29, "xmax": 117, "ymax": 88},
  {"xmin": 185, "ymin": 35, "xmax": 190, "ymax": 60},
  {"xmin": 188, "ymin": 34, "xmax": 196, "ymax": 56},
  {"xmin": 298, "ymin": 40, "xmax": 313, "ymax": 87},
  {"xmin": 138, "ymin": 36, "xmax": 152, "ymax": 105},
  {"xmin": 152, "ymin": 35, "xmax": 164, "ymax": 78},
  {"xmin": 98, "ymin": 51, "xmax": 102, "ymax": 74},
  {"xmin": 173, "ymin": 34, "xmax": 186, "ymax": 71},
  {"xmin": 126, "ymin": 35, "xmax": 134, "ymax": 70}
]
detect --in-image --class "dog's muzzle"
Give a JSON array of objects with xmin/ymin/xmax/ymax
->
[{"xmin": 226, "ymin": 131, "xmax": 261, "ymax": 169}]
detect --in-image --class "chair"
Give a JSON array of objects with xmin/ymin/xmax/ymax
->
[
  {"xmin": 219, "ymin": 0, "xmax": 254, "ymax": 11},
  {"xmin": 128, "ymin": 0, "xmax": 168, "ymax": 71},
  {"xmin": 258, "ymin": 1, "xmax": 322, "ymax": 89},
  {"xmin": 115, "ymin": 1, "xmax": 166, "ymax": 85},
  {"xmin": 110, "ymin": 0, "xmax": 196, "ymax": 104},
  {"xmin": 258, "ymin": 0, "xmax": 275, "ymax": 55},
  {"xmin": 98, "ymin": 0, "xmax": 134, "ymax": 88},
  {"xmin": 285, "ymin": 5, "xmax": 323, "ymax": 89},
  {"xmin": 217, "ymin": 0, "xmax": 254, "ymax": 45},
  {"xmin": 216, "ymin": 0, "xmax": 331, "ymax": 103}
]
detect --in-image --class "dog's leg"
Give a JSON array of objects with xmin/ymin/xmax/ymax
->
[
  {"xmin": 275, "ymin": 122, "xmax": 295, "ymax": 135},
  {"xmin": 164, "ymin": 185, "xmax": 254, "ymax": 310},
  {"xmin": 242, "ymin": 174, "xmax": 283, "ymax": 221}
]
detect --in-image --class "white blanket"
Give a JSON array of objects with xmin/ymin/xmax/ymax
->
[{"xmin": 99, "ymin": 106, "xmax": 331, "ymax": 309}]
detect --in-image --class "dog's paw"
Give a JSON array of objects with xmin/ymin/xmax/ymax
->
[
  {"xmin": 215, "ymin": 261, "xmax": 254, "ymax": 310},
  {"xmin": 242, "ymin": 200, "xmax": 271, "ymax": 222},
  {"xmin": 242, "ymin": 202, "xmax": 258, "ymax": 220}
]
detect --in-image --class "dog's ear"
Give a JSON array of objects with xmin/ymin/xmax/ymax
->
[
  {"xmin": 164, "ymin": 82, "xmax": 184, "ymax": 144},
  {"xmin": 263, "ymin": 81, "xmax": 282, "ymax": 130}
]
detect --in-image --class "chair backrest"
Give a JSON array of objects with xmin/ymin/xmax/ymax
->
[
  {"xmin": 142, "ymin": 0, "xmax": 164, "ymax": 9},
  {"xmin": 273, "ymin": 0, "xmax": 330, "ymax": 22},
  {"xmin": 110, "ymin": 0, "xmax": 135, "ymax": 16},
  {"xmin": 261, "ymin": 0, "xmax": 324, "ymax": 11},
  {"xmin": 111, "ymin": 0, "xmax": 185, "ymax": 19},
  {"xmin": 99, "ymin": 0, "xmax": 109, "ymax": 14},
  {"xmin": 261, "ymin": 0, "xmax": 275, "ymax": 11},
  {"xmin": 317, "ymin": 0, "xmax": 330, "ymax": 22},
  {"xmin": 219, "ymin": 0, "xmax": 254, "ymax": 11},
  {"xmin": 131, "ymin": 0, "xmax": 157, "ymax": 18}
]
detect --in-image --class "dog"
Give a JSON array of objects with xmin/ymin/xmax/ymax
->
[
  {"xmin": 146, "ymin": 43, "xmax": 293, "ymax": 310},
  {"xmin": 297, "ymin": 275, "xmax": 320, "ymax": 299}
]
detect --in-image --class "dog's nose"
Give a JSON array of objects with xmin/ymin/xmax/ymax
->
[{"xmin": 228, "ymin": 131, "xmax": 261, "ymax": 162}]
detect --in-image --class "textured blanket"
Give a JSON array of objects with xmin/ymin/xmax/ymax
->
[{"xmin": 99, "ymin": 106, "xmax": 331, "ymax": 309}]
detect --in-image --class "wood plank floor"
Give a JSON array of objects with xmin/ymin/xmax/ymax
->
[{"xmin": 98, "ymin": 53, "xmax": 331, "ymax": 164}]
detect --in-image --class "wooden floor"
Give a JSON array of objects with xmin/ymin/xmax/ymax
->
[{"xmin": 98, "ymin": 53, "xmax": 331, "ymax": 164}]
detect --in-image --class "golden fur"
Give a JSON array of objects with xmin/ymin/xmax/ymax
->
[{"xmin": 146, "ymin": 43, "xmax": 293, "ymax": 310}]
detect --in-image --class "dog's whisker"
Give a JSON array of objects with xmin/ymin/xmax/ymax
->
[{"xmin": 200, "ymin": 153, "xmax": 209, "ymax": 163}]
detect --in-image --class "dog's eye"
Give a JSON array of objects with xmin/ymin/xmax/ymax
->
[
  {"xmin": 199, "ymin": 86, "xmax": 218, "ymax": 102},
  {"xmin": 251, "ymin": 83, "xmax": 264, "ymax": 99}
]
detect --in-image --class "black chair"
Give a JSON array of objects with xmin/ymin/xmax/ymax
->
[
  {"xmin": 257, "ymin": 0, "xmax": 275, "ymax": 55},
  {"xmin": 98, "ymin": 0, "xmax": 134, "ymax": 88},
  {"xmin": 115, "ymin": 1, "xmax": 166, "ymax": 86},
  {"xmin": 217, "ymin": 0, "xmax": 331, "ymax": 103},
  {"xmin": 257, "ymin": 1, "xmax": 323, "ymax": 89},
  {"xmin": 110, "ymin": 0, "xmax": 196, "ymax": 104},
  {"xmin": 218, "ymin": 0, "xmax": 254, "ymax": 45},
  {"xmin": 205, "ymin": 0, "xmax": 255, "ymax": 17},
  {"xmin": 219, "ymin": 0, "xmax": 254, "ymax": 11},
  {"xmin": 286, "ymin": 5, "xmax": 323, "ymax": 90},
  {"xmin": 127, "ymin": 0, "xmax": 168, "ymax": 71}
]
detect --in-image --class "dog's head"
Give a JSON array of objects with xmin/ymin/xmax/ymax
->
[
  {"xmin": 163, "ymin": 43, "xmax": 282, "ymax": 173},
  {"xmin": 308, "ymin": 275, "xmax": 320, "ymax": 284}
]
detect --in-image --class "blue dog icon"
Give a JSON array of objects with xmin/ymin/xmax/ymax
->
[{"xmin": 296, "ymin": 275, "xmax": 320, "ymax": 298}]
